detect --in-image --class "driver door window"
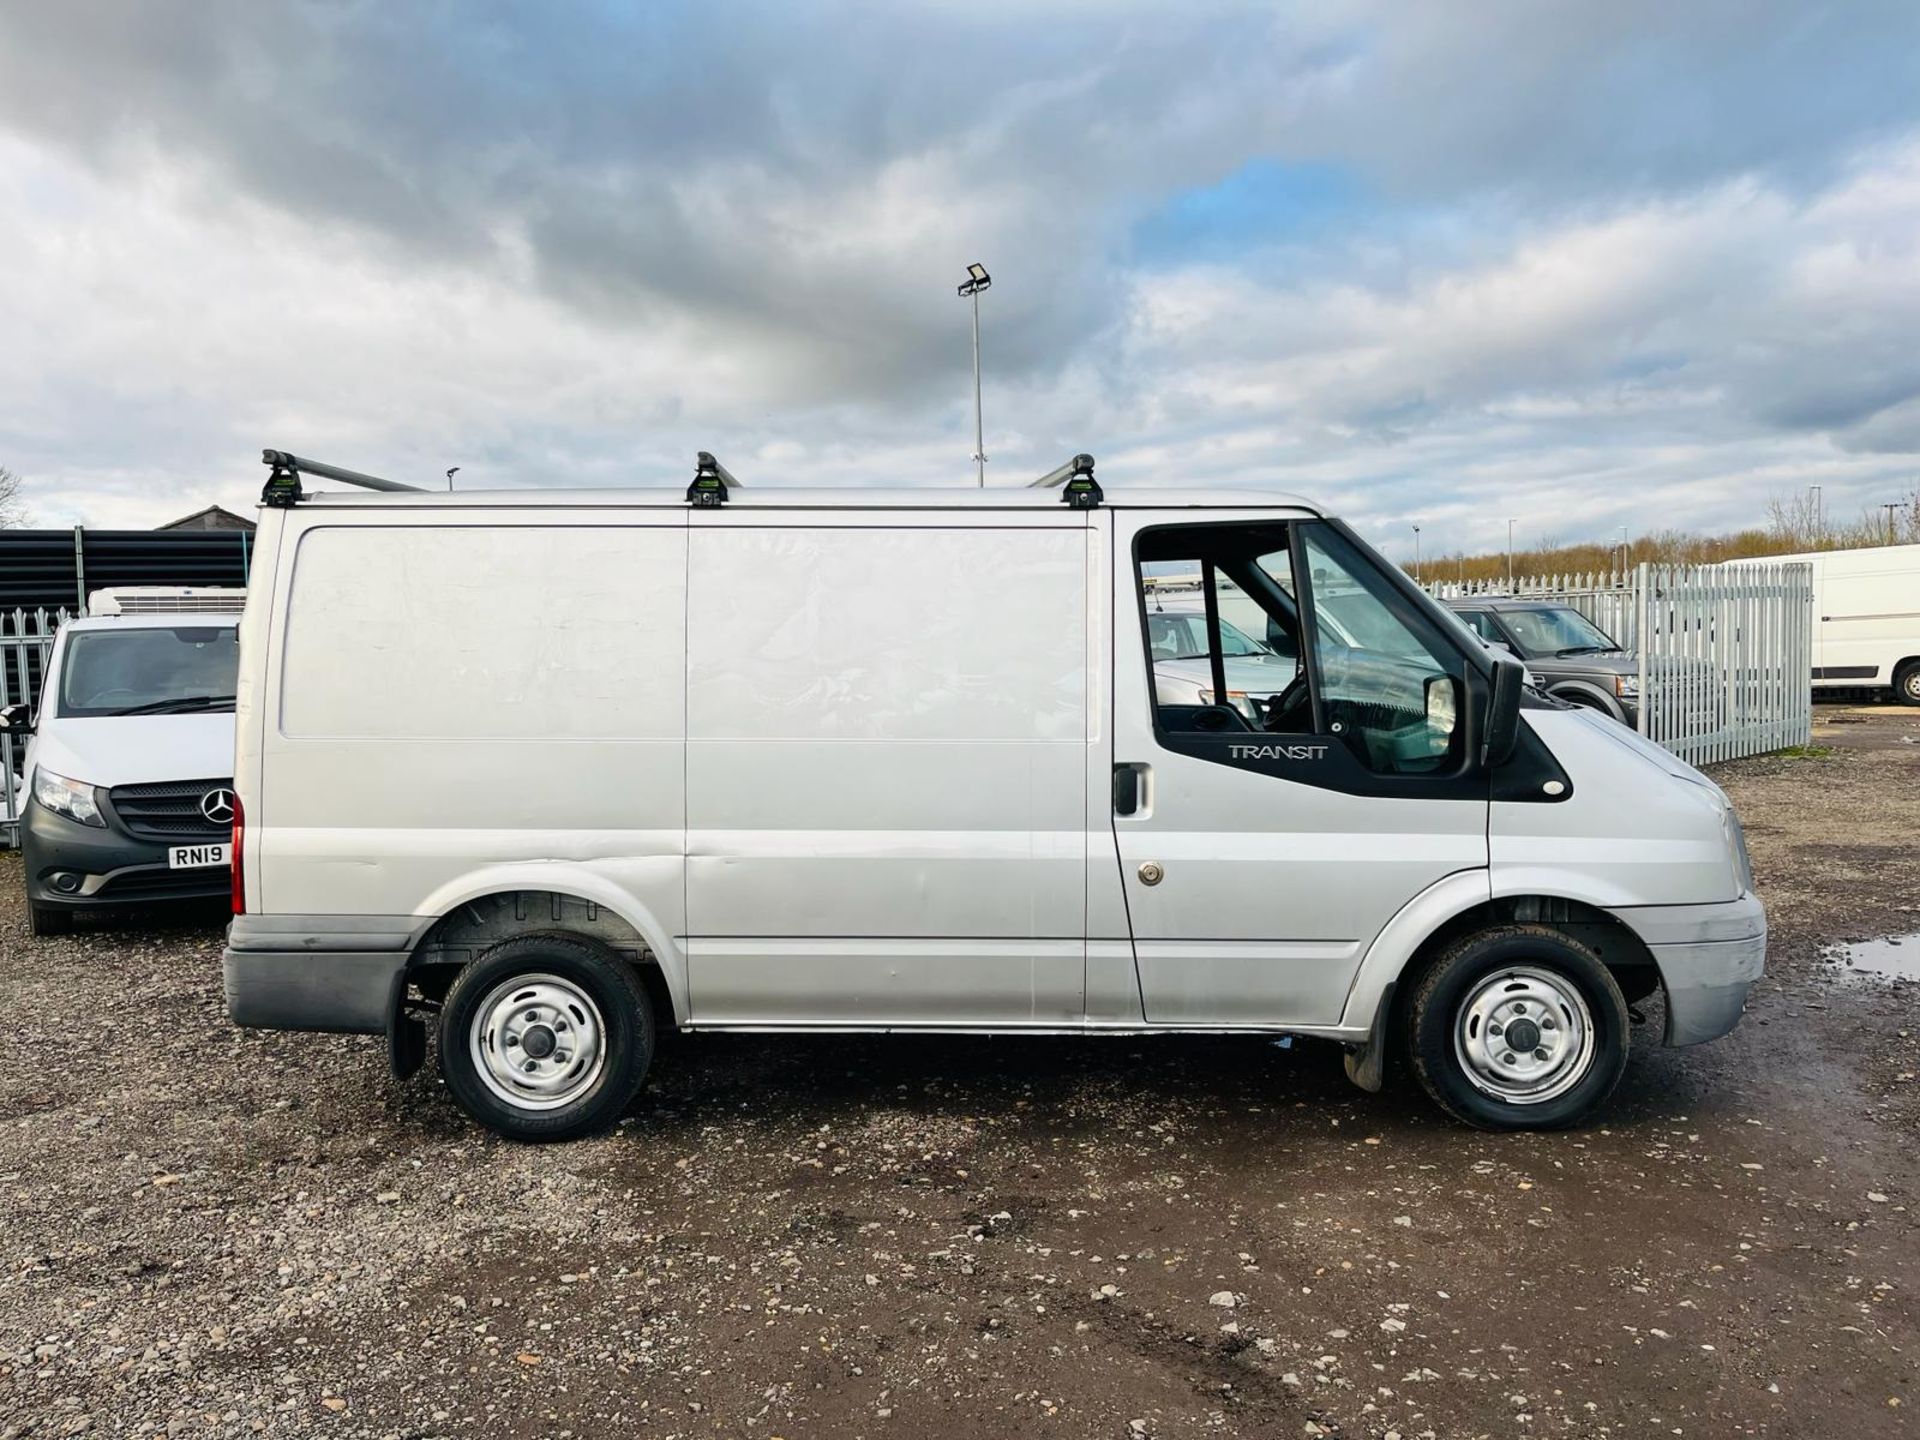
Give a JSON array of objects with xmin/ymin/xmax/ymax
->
[
  {"xmin": 1136, "ymin": 525, "xmax": 1309, "ymax": 736},
  {"xmin": 1134, "ymin": 521, "xmax": 1469, "ymax": 777}
]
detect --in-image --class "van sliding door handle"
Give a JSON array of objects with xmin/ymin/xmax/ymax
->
[{"xmin": 1113, "ymin": 762, "xmax": 1148, "ymax": 817}]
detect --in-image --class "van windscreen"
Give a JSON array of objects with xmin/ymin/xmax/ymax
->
[{"xmin": 58, "ymin": 627, "xmax": 239, "ymax": 718}]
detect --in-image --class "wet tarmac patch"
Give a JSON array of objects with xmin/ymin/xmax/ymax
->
[{"xmin": 1827, "ymin": 932, "xmax": 1920, "ymax": 982}]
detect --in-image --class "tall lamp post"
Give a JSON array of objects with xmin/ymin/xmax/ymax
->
[
  {"xmin": 1506, "ymin": 517, "xmax": 1517, "ymax": 592},
  {"xmin": 958, "ymin": 263, "xmax": 991, "ymax": 487},
  {"xmin": 1411, "ymin": 524, "xmax": 1422, "ymax": 585}
]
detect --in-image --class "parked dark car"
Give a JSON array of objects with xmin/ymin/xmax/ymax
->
[{"xmin": 1444, "ymin": 599, "xmax": 1641, "ymax": 725}]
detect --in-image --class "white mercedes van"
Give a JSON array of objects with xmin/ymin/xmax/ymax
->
[
  {"xmin": 4, "ymin": 589, "xmax": 243, "ymax": 935},
  {"xmin": 224, "ymin": 451, "xmax": 1765, "ymax": 1141}
]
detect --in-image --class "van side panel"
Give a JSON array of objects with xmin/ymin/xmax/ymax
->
[
  {"xmin": 259, "ymin": 521, "xmax": 687, "ymax": 942},
  {"xmin": 684, "ymin": 521, "xmax": 1089, "ymax": 1024},
  {"xmin": 1814, "ymin": 545, "xmax": 1920, "ymax": 685}
]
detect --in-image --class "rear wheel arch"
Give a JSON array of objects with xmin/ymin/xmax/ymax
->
[{"xmin": 405, "ymin": 888, "xmax": 681, "ymax": 1030}]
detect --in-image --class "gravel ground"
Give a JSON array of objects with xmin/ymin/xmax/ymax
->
[{"xmin": 2, "ymin": 707, "xmax": 1916, "ymax": 1439}]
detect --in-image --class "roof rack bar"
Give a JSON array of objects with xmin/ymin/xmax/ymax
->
[
  {"xmin": 260, "ymin": 449, "xmax": 425, "ymax": 507},
  {"xmin": 687, "ymin": 451, "xmax": 742, "ymax": 506},
  {"xmin": 1028, "ymin": 453, "xmax": 1101, "ymax": 509}
]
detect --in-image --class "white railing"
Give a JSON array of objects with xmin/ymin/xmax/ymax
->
[
  {"xmin": 1, "ymin": 608, "xmax": 67, "ymax": 846},
  {"xmin": 1429, "ymin": 565, "xmax": 1813, "ymax": 765}
]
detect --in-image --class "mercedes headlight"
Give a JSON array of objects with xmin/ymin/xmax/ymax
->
[{"xmin": 32, "ymin": 768, "xmax": 105, "ymax": 827}]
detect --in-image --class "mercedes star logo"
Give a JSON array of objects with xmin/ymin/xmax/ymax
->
[{"xmin": 200, "ymin": 788, "xmax": 236, "ymax": 826}]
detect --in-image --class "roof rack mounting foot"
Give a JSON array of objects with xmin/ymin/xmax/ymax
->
[
  {"xmin": 687, "ymin": 451, "xmax": 742, "ymax": 506},
  {"xmin": 261, "ymin": 451, "xmax": 304, "ymax": 508},
  {"xmin": 260, "ymin": 449, "xmax": 425, "ymax": 506},
  {"xmin": 1029, "ymin": 453, "xmax": 1101, "ymax": 508}
]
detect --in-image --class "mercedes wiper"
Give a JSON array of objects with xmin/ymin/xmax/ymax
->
[{"xmin": 107, "ymin": 694, "xmax": 237, "ymax": 716}]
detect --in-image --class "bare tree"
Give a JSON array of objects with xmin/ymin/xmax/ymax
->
[{"xmin": 0, "ymin": 466, "xmax": 23, "ymax": 527}]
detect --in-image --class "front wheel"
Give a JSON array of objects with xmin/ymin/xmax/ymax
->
[
  {"xmin": 438, "ymin": 934, "xmax": 654, "ymax": 1142},
  {"xmin": 29, "ymin": 904, "xmax": 73, "ymax": 937},
  {"xmin": 1894, "ymin": 660, "xmax": 1920, "ymax": 707},
  {"xmin": 1407, "ymin": 926, "xmax": 1629, "ymax": 1130}
]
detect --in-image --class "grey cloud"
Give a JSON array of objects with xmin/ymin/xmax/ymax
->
[{"xmin": 3, "ymin": 1, "xmax": 1920, "ymax": 544}]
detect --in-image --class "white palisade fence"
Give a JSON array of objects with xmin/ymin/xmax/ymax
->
[
  {"xmin": 1430, "ymin": 563, "xmax": 1813, "ymax": 766},
  {"xmin": 1, "ymin": 608, "xmax": 67, "ymax": 846}
]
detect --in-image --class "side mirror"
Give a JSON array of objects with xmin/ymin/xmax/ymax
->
[
  {"xmin": 1264, "ymin": 617, "xmax": 1299, "ymax": 659},
  {"xmin": 1483, "ymin": 657, "xmax": 1525, "ymax": 767},
  {"xmin": 1424, "ymin": 674, "xmax": 1460, "ymax": 740},
  {"xmin": 0, "ymin": 703, "xmax": 30, "ymax": 734},
  {"xmin": 1486, "ymin": 640, "xmax": 1516, "ymax": 657}
]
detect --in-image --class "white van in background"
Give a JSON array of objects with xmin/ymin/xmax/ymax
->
[
  {"xmin": 223, "ymin": 451, "xmax": 1765, "ymax": 1142},
  {"xmin": 1728, "ymin": 543, "xmax": 1920, "ymax": 704},
  {"xmin": 2, "ymin": 589, "xmax": 244, "ymax": 935}
]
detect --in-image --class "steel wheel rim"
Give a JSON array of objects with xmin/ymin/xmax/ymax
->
[
  {"xmin": 1453, "ymin": 965, "xmax": 1596, "ymax": 1106},
  {"xmin": 1905, "ymin": 670, "xmax": 1920, "ymax": 702},
  {"xmin": 469, "ymin": 973, "xmax": 607, "ymax": 1112}
]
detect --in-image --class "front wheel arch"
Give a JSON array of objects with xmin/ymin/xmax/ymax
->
[
  {"xmin": 1344, "ymin": 895, "xmax": 1662, "ymax": 1092},
  {"xmin": 1546, "ymin": 681, "xmax": 1625, "ymax": 721}
]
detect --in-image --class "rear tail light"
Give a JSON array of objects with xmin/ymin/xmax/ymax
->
[{"xmin": 230, "ymin": 793, "xmax": 246, "ymax": 915}]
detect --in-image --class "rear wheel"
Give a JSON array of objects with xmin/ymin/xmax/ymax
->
[
  {"xmin": 1408, "ymin": 926, "xmax": 1629, "ymax": 1130},
  {"xmin": 29, "ymin": 904, "xmax": 72, "ymax": 937},
  {"xmin": 1894, "ymin": 660, "xmax": 1920, "ymax": 707},
  {"xmin": 438, "ymin": 934, "xmax": 654, "ymax": 1142}
]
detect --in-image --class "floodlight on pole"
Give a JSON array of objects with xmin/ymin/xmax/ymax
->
[
  {"xmin": 957, "ymin": 263, "xmax": 992, "ymax": 486},
  {"xmin": 1411, "ymin": 524, "xmax": 1421, "ymax": 584}
]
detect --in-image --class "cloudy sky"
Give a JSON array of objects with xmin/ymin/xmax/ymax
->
[{"xmin": 3, "ymin": 2, "xmax": 1919, "ymax": 559}]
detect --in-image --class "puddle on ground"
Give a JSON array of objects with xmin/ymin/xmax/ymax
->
[{"xmin": 1826, "ymin": 933, "xmax": 1920, "ymax": 983}]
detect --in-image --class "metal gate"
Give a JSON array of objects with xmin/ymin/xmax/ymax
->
[
  {"xmin": 2, "ymin": 608, "xmax": 66, "ymax": 846},
  {"xmin": 1429, "ymin": 563, "xmax": 1813, "ymax": 765}
]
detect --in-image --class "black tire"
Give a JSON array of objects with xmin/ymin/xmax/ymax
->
[
  {"xmin": 1407, "ymin": 925, "xmax": 1629, "ymax": 1131},
  {"xmin": 1894, "ymin": 660, "xmax": 1920, "ymax": 708},
  {"xmin": 29, "ymin": 904, "xmax": 73, "ymax": 937},
  {"xmin": 437, "ymin": 934, "xmax": 654, "ymax": 1143}
]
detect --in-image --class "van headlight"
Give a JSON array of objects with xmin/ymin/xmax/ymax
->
[
  {"xmin": 1723, "ymin": 808, "xmax": 1754, "ymax": 894},
  {"xmin": 32, "ymin": 768, "xmax": 106, "ymax": 827},
  {"xmin": 1613, "ymin": 674, "xmax": 1641, "ymax": 699}
]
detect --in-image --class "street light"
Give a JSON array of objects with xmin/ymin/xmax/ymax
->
[
  {"xmin": 1411, "ymin": 524, "xmax": 1422, "ymax": 584},
  {"xmin": 1506, "ymin": 518, "xmax": 1517, "ymax": 593},
  {"xmin": 957, "ymin": 263, "xmax": 992, "ymax": 487}
]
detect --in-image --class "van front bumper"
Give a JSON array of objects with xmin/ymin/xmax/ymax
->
[
  {"xmin": 22, "ymin": 797, "xmax": 229, "ymax": 909},
  {"xmin": 1613, "ymin": 893, "xmax": 1767, "ymax": 1047},
  {"xmin": 223, "ymin": 915, "xmax": 418, "ymax": 1034}
]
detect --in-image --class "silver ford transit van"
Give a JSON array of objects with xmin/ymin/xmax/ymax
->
[{"xmin": 224, "ymin": 451, "xmax": 1764, "ymax": 1141}]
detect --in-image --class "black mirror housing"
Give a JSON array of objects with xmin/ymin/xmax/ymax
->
[
  {"xmin": 1482, "ymin": 658, "xmax": 1525, "ymax": 767},
  {"xmin": 0, "ymin": 703, "xmax": 30, "ymax": 734}
]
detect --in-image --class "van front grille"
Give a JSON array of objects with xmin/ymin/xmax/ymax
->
[{"xmin": 107, "ymin": 779, "xmax": 234, "ymax": 841}]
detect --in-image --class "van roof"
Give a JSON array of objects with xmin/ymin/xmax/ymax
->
[
  {"xmin": 63, "ymin": 612, "xmax": 241, "ymax": 632},
  {"xmin": 290, "ymin": 485, "xmax": 1327, "ymax": 514}
]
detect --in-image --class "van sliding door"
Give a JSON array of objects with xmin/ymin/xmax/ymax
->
[{"xmin": 682, "ymin": 510, "xmax": 1093, "ymax": 1026}]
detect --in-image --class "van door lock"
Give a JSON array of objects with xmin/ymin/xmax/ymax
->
[{"xmin": 1137, "ymin": 861, "xmax": 1165, "ymax": 886}]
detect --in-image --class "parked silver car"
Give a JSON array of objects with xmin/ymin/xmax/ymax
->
[{"xmin": 1444, "ymin": 599, "xmax": 1640, "ymax": 725}]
